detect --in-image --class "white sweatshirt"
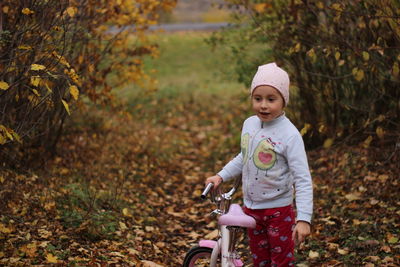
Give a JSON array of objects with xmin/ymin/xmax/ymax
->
[{"xmin": 217, "ymin": 114, "xmax": 313, "ymax": 223}]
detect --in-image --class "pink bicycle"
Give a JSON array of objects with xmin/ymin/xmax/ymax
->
[{"xmin": 183, "ymin": 178, "xmax": 256, "ymax": 267}]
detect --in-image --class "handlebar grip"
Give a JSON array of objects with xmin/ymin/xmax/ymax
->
[{"xmin": 201, "ymin": 183, "xmax": 214, "ymax": 199}]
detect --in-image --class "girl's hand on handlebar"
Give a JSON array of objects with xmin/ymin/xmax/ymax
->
[{"xmin": 205, "ymin": 175, "xmax": 223, "ymax": 189}]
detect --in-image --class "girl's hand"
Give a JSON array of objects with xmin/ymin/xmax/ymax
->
[
  {"xmin": 205, "ymin": 175, "xmax": 223, "ymax": 189},
  {"xmin": 292, "ymin": 221, "xmax": 311, "ymax": 245}
]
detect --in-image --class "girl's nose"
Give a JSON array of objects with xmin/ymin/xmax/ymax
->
[{"xmin": 261, "ymin": 101, "xmax": 268, "ymax": 109}]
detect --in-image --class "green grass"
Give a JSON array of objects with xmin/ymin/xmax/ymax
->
[{"xmin": 117, "ymin": 31, "xmax": 246, "ymax": 103}]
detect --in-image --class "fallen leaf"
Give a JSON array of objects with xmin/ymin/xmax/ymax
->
[
  {"xmin": 141, "ymin": 260, "xmax": 164, "ymax": 267},
  {"xmin": 365, "ymin": 255, "xmax": 380, "ymax": 262},
  {"xmin": 327, "ymin": 242, "xmax": 339, "ymax": 251},
  {"xmin": 122, "ymin": 208, "xmax": 133, "ymax": 217},
  {"xmin": 119, "ymin": 221, "xmax": 127, "ymax": 230},
  {"xmin": 345, "ymin": 192, "xmax": 361, "ymax": 201},
  {"xmin": 46, "ymin": 253, "xmax": 58, "ymax": 263},
  {"xmin": 308, "ymin": 250, "xmax": 319, "ymax": 259},
  {"xmin": 0, "ymin": 223, "xmax": 12, "ymax": 234},
  {"xmin": 388, "ymin": 236, "xmax": 398, "ymax": 244},
  {"xmin": 205, "ymin": 229, "xmax": 218, "ymax": 240}
]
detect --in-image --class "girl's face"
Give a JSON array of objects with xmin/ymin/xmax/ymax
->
[{"xmin": 252, "ymin": 85, "xmax": 284, "ymax": 122}]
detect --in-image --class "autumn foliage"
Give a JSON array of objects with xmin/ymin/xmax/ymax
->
[
  {"xmin": 216, "ymin": 0, "xmax": 400, "ymax": 147},
  {"xmin": 0, "ymin": 1, "xmax": 399, "ymax": 266},
  {"xmin": 0, "ymin": 0, "xmax": 175, "ymax": 163}
]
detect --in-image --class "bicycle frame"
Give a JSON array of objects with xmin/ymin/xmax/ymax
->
[{"xmin": 186, "ymin": 177, "xmax": 256, "ymax": 267}]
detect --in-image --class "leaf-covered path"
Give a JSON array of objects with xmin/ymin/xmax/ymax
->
[{"xmin": 1, "ymin": 99, "xmax": 399, "ymax": 266}]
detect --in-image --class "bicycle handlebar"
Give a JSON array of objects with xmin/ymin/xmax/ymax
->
[{"xmin": 201, "ymin": 183, "xmax": 214, "ymax": 199}]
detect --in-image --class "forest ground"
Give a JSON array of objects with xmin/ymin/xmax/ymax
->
[{"xmin": 0, "ymin": 32, "xmax": 399, "ymax": 266}]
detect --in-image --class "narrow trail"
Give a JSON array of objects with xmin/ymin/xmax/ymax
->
[{"xmin": 1, "ymin": 101, "xmax": 399, "ymax": 266}]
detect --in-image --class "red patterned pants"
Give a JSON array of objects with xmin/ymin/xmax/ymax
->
[{"xmin": 243, "ymin": 205, "xmax": 296, "ymax": 267}]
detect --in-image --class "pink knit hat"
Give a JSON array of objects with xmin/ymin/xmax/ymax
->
[{"xmin": 250, "ymin": 63, "xmax": 290, "ymax": 105}]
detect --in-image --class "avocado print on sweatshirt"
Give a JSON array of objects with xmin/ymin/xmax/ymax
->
[
  {"xmin": 253, "ymin": 139, "xmax": 277, "ymax": 172},
  {"xmin": 241, "ymin": 133, "xmax": 250, "ymax": 163}
]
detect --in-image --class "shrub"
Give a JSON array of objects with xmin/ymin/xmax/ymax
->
[
  {"xmin": 0, "ymin": 0, "xmax": 176, "ymax": 164},
  {"xmin": 215, "ymin": 0, "xmax": 399, "ymax": 147}
]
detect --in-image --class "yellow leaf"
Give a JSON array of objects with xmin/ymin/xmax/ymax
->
[
  {"xmin": 0, "ymin": 81, "xmax": 9, "ymax": 90},
  {"xmin": 66, "ymin": 7, "xmax": 77, "ymax": 17},
  {"xmin": 318, "ymin": 124, "xmax": 326, "ymax": 133},
  {"xmin": 388, "ymin": 236, "xmax": 398, "ymax": 244},
  {"xmin": 20, "ymin": 243, "xmax": 37, "ymax": 257},
  {"xmin": 52, "ymin": 51, "xmax": 71, "ymax": 68},
  {"xmin": 308, "ymin": 250, "xmax": 319, "ymax": 259},
  {"xmin": 323, "ymin": 138, "xmax": 334, "ymax": 148},
  {"xmin": 362, "ymin": 51, "xmax": 370, "ymax": 61},
  {"xmin": 316, "ymin": 2, "xmax": 324, "ymax": 9},
  {"xmin": 3, "ymin": 6, "xmax": 9, "ymax": 14},
  {"xmin": 345, "ymin": 192, "xmax": 361, "ymax": 201},
  {"xmin": 294, "ymin": 43, "xmax": 301, "ymax": 53},
  {"xmin": 18, "ymin": 45, "xmax": 32, "ymax": 50},
  {"xmin": 46, "ymin": 253, "xmax": 58, "ymax": 263},
  {"xmin": 122, "ymin": 208, "xmax": 132, "ymax": 217},
  {"xmin": 307, "ymin": 48, "xmax": 316, "ymax": 63},
  {"xmin": 355, "ymin": 69, "xmax": 364, "ymax": 81},
  {"xmin": 30, "ymin": 76, "xmax": 41, "ymax": 87},
  {"xmin": 300, "ymin": 123, "xmax": 311, "ymax": 136},
  {"xmin": 331, "ymin": 3, "xmax": 343, "ymax": 11},
  {"xmin": 22, "ymin": 8, "xmax": 34, "ymax": 15},
  {"xmin": 378, "ymin": 174, "xmax": 389, "ymax": 183},
  {"xmin": 335, "ymin": 52, "xmax": 341, "ymax": 60},
  {"xmin": 392, "ymin": 62, "xmax": 399, "ymax": 77},
  {"xmin": 337, "ymin": 248, "xmax": 349, "ymax": 255},
  {"xmin": 4, "ymin": 128, "xmax": 13, "ymax": 140},
  {"xmin": 363, "ymin": 135, "xmax": 373, "ymax": 148},
  {"xmin": 69, "ymin": 85, "xmax": 79, "ymax": 100},
  {"xmin": 376, "ymin": 127, "xmax": 384, "ymax": 139},
  {"xmin": 253, "ymin": 3, "xmax": 268, "ymax": 13},
  {"xmin": 32, "ymin": 89, "xmax": 40, "ymax": 97},
  {"xmin": 12, "ymin": 131, "xmax": 22, "ymax": 144},
  {"xmin": 119, "ymin": 221, "xmax": 127, "ymax": 230},
  {"xmin": 61, "ymin": 100, "xmax": 71, "ymax": 115},
  {"xmin": 0, "ymin": 223, "xmax": 12, "ymax": 233},
  {"xmin": 31, "ymin": 64, "xmax": 46, "ymax": 71},
  {"xmin": 141, "ymin": 260, "xmax": 164, "ymax": 267},
  {"xmin": 0, "ymin": 134, "xmax": 6, "ymax": 145}
]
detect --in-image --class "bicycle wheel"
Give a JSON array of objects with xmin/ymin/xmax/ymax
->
[{"xmin": 182, "ymin": 246, "xmax": 220, "ymax": 267}]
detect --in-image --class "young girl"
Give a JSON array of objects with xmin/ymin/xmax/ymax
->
[{"xmin": 206, "ymin": 63, "xmax": 313, "ymax": 266}]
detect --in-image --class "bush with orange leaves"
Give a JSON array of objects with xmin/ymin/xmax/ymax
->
[{"xmin": 0, "ymin": 0, "xmax": 175, "ymax": 164}]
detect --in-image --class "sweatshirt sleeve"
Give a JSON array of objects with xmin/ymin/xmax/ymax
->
[
  {"xmin": 217, "ymin": 153, "xmax": 243, "ymax": 182},
  {"xmin": 285, "ymin": 134, "xmax": 313, "ymax": 223}
]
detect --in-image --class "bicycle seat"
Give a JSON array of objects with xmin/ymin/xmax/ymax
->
[{"xmin": 218, "ymin": 204, "xmax": 256, "ymax": 228}]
